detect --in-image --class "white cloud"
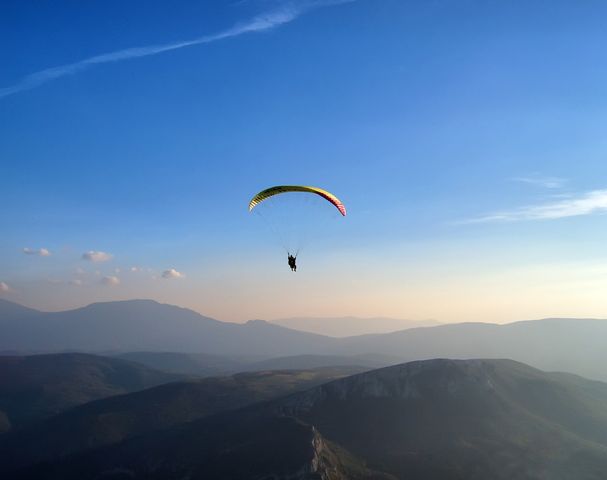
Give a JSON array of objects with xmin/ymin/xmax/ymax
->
[
  {"xmin": 101, "ymin": 275, "xmax": 120, "ymax": 286},
  {"xmin": 0, "ymin": 1, "xmax": 352, "ymax": 100},
  {"xmin": 464, "ymin": 189, "xmax": 607, "ymax": 223},
  {"xmin": 512, "ymin": 175, "xmax": 566, "ymax": 189},
  {"xmin": 0, "ymin": 282, "xmax": 11, "ymax": 292},
  {"xmin": 130, "ymin": 266, "xmax": 140, "ymax": 272},
  {"xmin": 23, "ymin": 247, "xmax": 51, "ymax": 256},
  {"xmin": 162, "ymin": 268, "xmax": 184, "ymax": 279},
  {"xmin": 69, "ymin": 279, "xmax": 83, "ymax": 286},
  {"xmin": 82, "ymin": 251, "xmax": 113, "ymax": 262}
]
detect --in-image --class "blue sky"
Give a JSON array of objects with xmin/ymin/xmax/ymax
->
[{"xmin": 2, "ymin": 0, "xmax": 607, "ymax": 322}]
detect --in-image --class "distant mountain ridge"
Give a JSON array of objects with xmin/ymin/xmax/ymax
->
[
  {"xmin": 0, "ymin": 298, "xmax": 40, "ymax": 319},
  {"xmin": 336, "ymin": 318, "xmax": 607, "ymax": 381},
  {"xmin": 3, "ymin": 299, "xmax": 607, "ymax": 382},
  {"xmin": 271, "ymin": 316, "xmax": 441, "ymax": 337},
  {"xmin": 0, "ymin": 299, "xmax": 334, "ymax": 356}
]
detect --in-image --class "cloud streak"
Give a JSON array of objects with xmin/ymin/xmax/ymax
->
[
  {"xmin": 23, "ymin": 247, "xmax": 51, "ymax": 256},
  {"xmin": 0, "ymin": 1, "xmax": 348, "ymax": 100},
  {"xmin": 512, "ymin": 175, "xmax": 566, "ymax": 189},
  {"xmin": 464, "ymin": 189, "xmax": 607, "ymax": 224}
]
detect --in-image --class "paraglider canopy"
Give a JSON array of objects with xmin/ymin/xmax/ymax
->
[{"xmin": 249, "ymin": 185, "xmax": 346, "ymax": 216}]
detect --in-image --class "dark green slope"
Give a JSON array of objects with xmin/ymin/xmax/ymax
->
[
  {"xmin": 0, "ymin": 367, "xmax": 366, "ymax": 472},
  {"xmin": 115, "ymin": 351, "xmax": 250, "ymax": 375},
  {"xmin": 0, "ymin": 353, "xmax": 181, "ymax": 431},
  {"xmin": 9, "ymin": 359, "xmax": 607, "ymax": 479},
  {"xmin": 19, "ymin": 410, "xmax": 392, "ymax": 480},
  {"xmin": 245, "ymin": 353, "xmax": 403, "ymax": 371},
  {"xmin": 115, "ymin": 351, "xmax": 402, "ymax": 376}
]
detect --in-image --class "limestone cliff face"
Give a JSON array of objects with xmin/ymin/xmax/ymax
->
[
  {"xmin": 275, "ymin": 427, "xmax": 333, "ymax": 480},
  {"xmin": 262, "ymin": 426, "xmax": 345, "ymax": 480},
  {"xmin": 273, "ymin": 425, "xmax": 392, "ymax": 480},
  {"xmin": 307, "ymin": 427, "xmax": 349, "ymax": 480}
]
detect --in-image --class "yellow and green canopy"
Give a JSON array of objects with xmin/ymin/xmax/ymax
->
[{"xmin": 249, "ymin": 185, "xmax": 346, "ymax": 216}]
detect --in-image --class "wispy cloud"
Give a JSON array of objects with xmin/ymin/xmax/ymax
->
[
  {"xmin": 162, "ymin": 268, "xmax": 185, "ymax": 279},
  {"xmin": 23, "ymin": 247, "xmax": 51, "ymax": 256},
  {"xmin": 101, "ymin": 275, "xmax": 120, "ymax": 286},
  {"xmin": 512, "ymin": 175, "xmax": 567, "ymax": 189},
  {"xmin": 0, "ymin": 1, "xmax": 350, "ymax": 100},
  {"xmin": 464, "ymin": 189, "xmax": 607, "ymax": 224},
  {"xmin": 82, "ymin": 251, "xmax": 113, "ymax": 262},
  {"xmin": 0, "ymin": 282, "xmax": 10, "ymax": 292}
]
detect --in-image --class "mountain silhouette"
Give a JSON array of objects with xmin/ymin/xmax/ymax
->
[
  {"xmin": 271, "ymin": 316, "xmax": 440, "ymax": 337},
  {"xmin": 0, "ymin": 299, "xmax": 333, "ymax": 355},
  {"xmin": 3, "ymin": 299, "xmax": 607, "ymax": 382}
]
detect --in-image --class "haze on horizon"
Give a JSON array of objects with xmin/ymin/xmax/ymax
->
[{"xmin": 3, "ymin": 0, "xmax": 607, "ymax": 324}]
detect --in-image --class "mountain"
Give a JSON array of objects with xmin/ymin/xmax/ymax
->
[
  {"xmin": 9, "ymin": 359, "xmax": 607, "ymax": 479},
  {"xmin": 4, "ymin": 299, "xmax": 607, "ymax": 383},
  {"xmin": 277, "ymin": 358, "xmax": 607, "ymax": 479},
  {"xmin": 0, "ymin": 353, "xmax": 181, "ymax": 432},
  {"xmin": 272, "ymin": 316, "xmax": 440, "ymax": 337},
  {"xmin": 0, "ymin": 366, "xmax": 367, "ymax": 473},
  {"xmin": 0, "ymin": 298, "xmax": 40, "ymax": 319},
  {"xmin": 0, "ymin": 299, "xmax": 334, "ymax": 355},
  {"xmin": 16, "ymin": 409, "xmax": 391, "ymax": 480}
]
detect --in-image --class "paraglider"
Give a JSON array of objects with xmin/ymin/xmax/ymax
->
[
  {"xmin": 249, "ymin": 185, "xmax": 346, "ymax": 271},
  {"xmin": 288, "ymin": 253, "xmax": 297, "ymax": 272}
]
